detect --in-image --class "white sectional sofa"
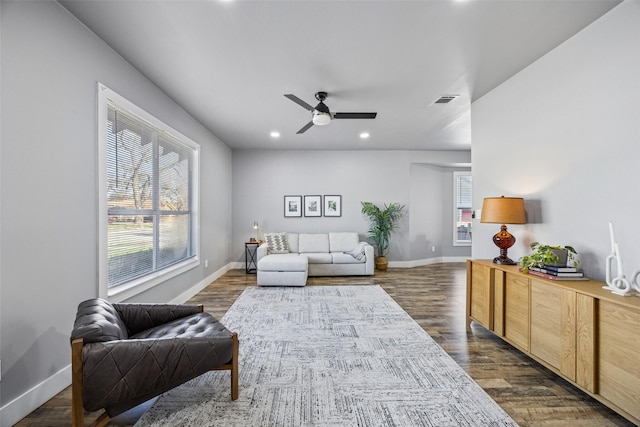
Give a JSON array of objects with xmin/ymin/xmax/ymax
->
[{"xmin": 256, "ymin": 232, "xmax": 374, "ymax": 286}]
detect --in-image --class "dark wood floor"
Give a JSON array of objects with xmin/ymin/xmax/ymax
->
[{"xmin": 17, "ymin": 264, "xmax": 636, "ymax": 426}]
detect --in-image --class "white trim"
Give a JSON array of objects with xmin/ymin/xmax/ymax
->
[
  {"xmin": 453, "ymin": 171, "xmax": 472, "ymax": 247},
  {"xmin": 0, "ymin": 365, "xmax": 71, "ymax": 427},
  {"xmin": 389, "ymin": 257, "xmax": 469, "ymax": 268},
  {"xmin": 233, "ymin": 258, "xmax": 468, "ymax": 271},
  {"xmin": 168, "ymin": 263, "xmax": 234, "ymax": 304},
  {"xmin": 109, "ymin": 257, "xmax": 199, "ymax": 303},
  {"xmin": 230, "ymin": 261, "xmax": 245, "ymax": 270},
  {"xmin": 97, "ymin": 84, "xmax": 108, "ymax": 298}
]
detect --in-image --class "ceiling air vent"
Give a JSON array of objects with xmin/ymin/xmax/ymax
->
[{"xmin": 432, "ymin": 95, "xmax": 459, "ymax": 105}]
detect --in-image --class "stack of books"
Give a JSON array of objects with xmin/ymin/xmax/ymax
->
[{"xmin": 527, "ymin": 265, "xmax": 589, "ymax": 281}]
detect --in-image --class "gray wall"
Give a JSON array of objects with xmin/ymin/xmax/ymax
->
[
  {"xmin": 0, "ymin": 1, "xmax": 232, "ymax": 421},
  {"xmin": 471, "ymin": 1, "xmax": 639, "ymax": 282},
  {"xmin": 232, "ymin": 150, "xmax": 471, "ymax": 264}
]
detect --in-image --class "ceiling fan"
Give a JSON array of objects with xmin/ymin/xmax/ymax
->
[{"xmin": 284, "ymin": 91, "xmax": 377, "ymax": 134}]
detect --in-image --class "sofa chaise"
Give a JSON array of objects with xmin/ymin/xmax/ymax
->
[{"xmin": 256, "ymin": 232, "xmax": 374, "ymax": 286}]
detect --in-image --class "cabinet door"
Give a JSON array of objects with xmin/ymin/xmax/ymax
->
[
  {"xmin": 468, "ymin": 261, "xmax": 493, "ymax": 329},
  {"xmin": 493, "ymin": 269, "xmax": 505, "ymax": 336},
  {"xmin": 576, "ymin": 293, "xmax": 596, "ymax": 392},
  {"xmin": 598, "ymin": 300, "xmax": 640, "ymax": 420},
  {"xmin": 530, "ymin": 280, "xmax": 576, "ymax": 380},
  {"xmin": 504, "ymin": 273, "xmax": 530, "ymax": 351}
]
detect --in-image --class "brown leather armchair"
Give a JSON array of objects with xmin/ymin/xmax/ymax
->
[{"xmin": 70, "ymin": 298, "xmax": 238, "ymax": 427}]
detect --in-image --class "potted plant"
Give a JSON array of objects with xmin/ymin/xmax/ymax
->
[
  {"xmin": 361, "ymin": 202, "xmax": 406, "ymax": 270},
  {"xmin": 519, "ymin": 242, "xmax": 579, "ymax": 272}
]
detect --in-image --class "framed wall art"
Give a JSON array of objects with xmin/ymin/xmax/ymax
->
[
  {"xmin": 323, "ymin": 195, "xmax": 342, "ymax": 217},
  {"xmin": 304, "ymin": 195, "xmax": 322, "ymax": 217},
  {"xmin": 284, "ymin": 195, "xmax": 302, "ymax": 217}
]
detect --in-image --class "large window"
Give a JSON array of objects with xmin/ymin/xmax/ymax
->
[
  {"xmin": 454, "ymin": 171, "xmax": 472, "ymax": 246},
  {"xmin": 98, "ymin": 84, "xmax": 199, "ymax": 301}
]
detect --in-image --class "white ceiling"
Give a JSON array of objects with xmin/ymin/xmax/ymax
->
[{"xmin": 61, "ymin": 0, "xmax": 620, "ymax": 151}]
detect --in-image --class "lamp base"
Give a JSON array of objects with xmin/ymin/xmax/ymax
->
[
  {"xmin": 492, "ymin": 224, "xmax": 517, "ymax": 266},
  {"xmin": 493, "ymin": 255, "xmax": 516, "ymax": 265}
]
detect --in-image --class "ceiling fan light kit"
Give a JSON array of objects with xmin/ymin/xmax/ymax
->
[
  {"xmin": 284, "ymin": 91, "xmax": 377, "ymax": 134},
  {"xmin": 312, "ymin": 111, "xmax": 331, "ymax": 126}
]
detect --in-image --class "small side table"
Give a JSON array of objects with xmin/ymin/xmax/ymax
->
[{"xmin": 245, "ymin": 241, "xmax": 261, "ymax": 274}]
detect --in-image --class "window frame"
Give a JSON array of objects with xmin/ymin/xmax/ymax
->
[
  {"xmin": 98, "ymin": 83, "xmax": 200, "ymax": 302},
  {"xmin": 453, "ymin": 171, "xmax": 472, "ymax": 247}
]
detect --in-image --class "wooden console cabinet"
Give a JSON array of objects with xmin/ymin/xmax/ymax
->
[{"xmin": 467, "ymin": 259, "xmax": 640, "ymax": 425}]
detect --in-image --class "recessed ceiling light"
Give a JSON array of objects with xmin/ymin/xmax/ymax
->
[
  {"xmin": 270, "ymin": 131, "xmax": 280, "ymax": 138},
  {"xmin": 360, "ymin": 132, "xmax": 370, "ymax": 139}
]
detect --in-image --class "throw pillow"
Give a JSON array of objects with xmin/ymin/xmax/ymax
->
[
  {"xmin": 265, "ymin": 233, "xmax": 289, "ymax": 254},
  {"xmin": 345, "ymin": 242, "xmax": 366, "ymax": 260}
]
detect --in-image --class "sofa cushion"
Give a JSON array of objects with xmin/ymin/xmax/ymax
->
[
  {"xmin": 304, "ymin": 252, "xmax": 333, "ymax": 264},
  {"xmin": 264, "ymin": 232, "xmax": 289, "ymax": 254},
  {"xmin": 258, "ymin": 253, "xmax": 308, "ymax": 272},
  {"xmin": 332, "ymin": 253, "xmax": 367, "ymax": 264},
  {"xmin": 329, "ymin": 232, "xmax": 360, "ymax": 252},
  {"xmin": 299, "ymin": 233, "xmax": 330, "ymax": 253},
  {"xmin": 287, "ymin": 233, "xmax": 299, "ymax": 253}
]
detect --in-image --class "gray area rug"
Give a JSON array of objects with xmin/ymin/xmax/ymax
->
[{"xmin": 135, "ymin": 285, "xmax": 517, "ymax": 426}]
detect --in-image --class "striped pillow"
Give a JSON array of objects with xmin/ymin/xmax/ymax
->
[{"xmin": 265, "ymin": 233, "xmax": 289, "ymax": 254}]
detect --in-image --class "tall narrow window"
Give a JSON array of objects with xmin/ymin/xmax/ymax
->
[
  {"xmin": 454, "ymin": 171, "xmax": 472, "ymax": 246},
  {"xmin": 99, "ymin": 84, "xmax": 199, "ymax": 300}
]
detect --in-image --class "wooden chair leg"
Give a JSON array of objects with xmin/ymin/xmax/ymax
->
[
  {"xmin": 231, "ymin": 332, "xmax": 239, "ymax": 400},
  {"xmin": 71, "ymin": 339, "xmax": 85, "ymax": 427},
  {"xmin": 72, "ymin": 339, "xmax": 113, "ymax": 427},
  {"xmin": 92, "ymin": 412, "xmax": 111, "ymax": 427}
]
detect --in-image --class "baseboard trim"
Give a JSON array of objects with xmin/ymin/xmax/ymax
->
[
  {"xmin": 389, "ymin": 257, "xmax": 468, "ymax": 268},
  {"xmin": 231, "ymin": 258, "xmax": 467, "ymax": 270},
  {"xmin": 230, "ymin": 261, "xmax": 244, "ymax": 270},
  {"xmin": 0, "ymin": 364, "xmax": 71, "ymax": 427},
  {"xmin": 168, "ymin": 263, "xmax": 234, "ymax": 304},
  {"xmin": 389, "ymin": 257, "xmax": 469, "ymax": 268}
]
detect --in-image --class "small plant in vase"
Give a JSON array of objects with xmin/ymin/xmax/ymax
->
[{"xmin": 519, "ymin": 242, "xmax": 579, "ymax": 272}]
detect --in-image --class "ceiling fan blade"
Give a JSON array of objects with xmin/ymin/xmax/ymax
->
[
  {"xmin": 333, "ymin": 112, "xmax": 377, "ymax": 119},
  {"xmin": 284, "ymin": 94, "xmax": 315, "ymax": 111},
  {"xmin": 296, "ymin": 121, "xmax": 314, "ymax": 134}
]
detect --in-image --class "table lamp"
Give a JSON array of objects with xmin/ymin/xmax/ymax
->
[
  {"xmin": 252, "ymin": 221, "xmax": 259, "ymax": 242},
  {"xmin": 480, "ymin": 196, "xmax": 526, "ymax": 265}
]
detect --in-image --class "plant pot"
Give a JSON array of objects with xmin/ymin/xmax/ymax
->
[
  {"xmin": 375, "ymin": 256, "xmax": 388, "ymax": 271},
  {"xmin": 548, "ymin": 248, "xmax": 568, "ymax": 267}
]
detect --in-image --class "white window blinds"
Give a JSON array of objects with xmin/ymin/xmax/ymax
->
[
  {"xmin": 106, "ymin": 106, "xmax": 194, "ymax": 287},
  {"xmin": 454, "ymin": 172, "xmax": 472, "ymax": 245}
]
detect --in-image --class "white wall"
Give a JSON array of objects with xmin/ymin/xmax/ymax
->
[
  {"xmin": 472, "ymin": 1, "xmax": 639, "ymax": 282},
  {"xmin": 409, "ymin": 164, "xmax": 472, "ymax": 259},
  {"xmin": 232, "ymin": 150, "xmax": 471, "ymax": 264},
  {"xmin": 0, "ymin": 1, "xmax": 232, "ymax": 424}
]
